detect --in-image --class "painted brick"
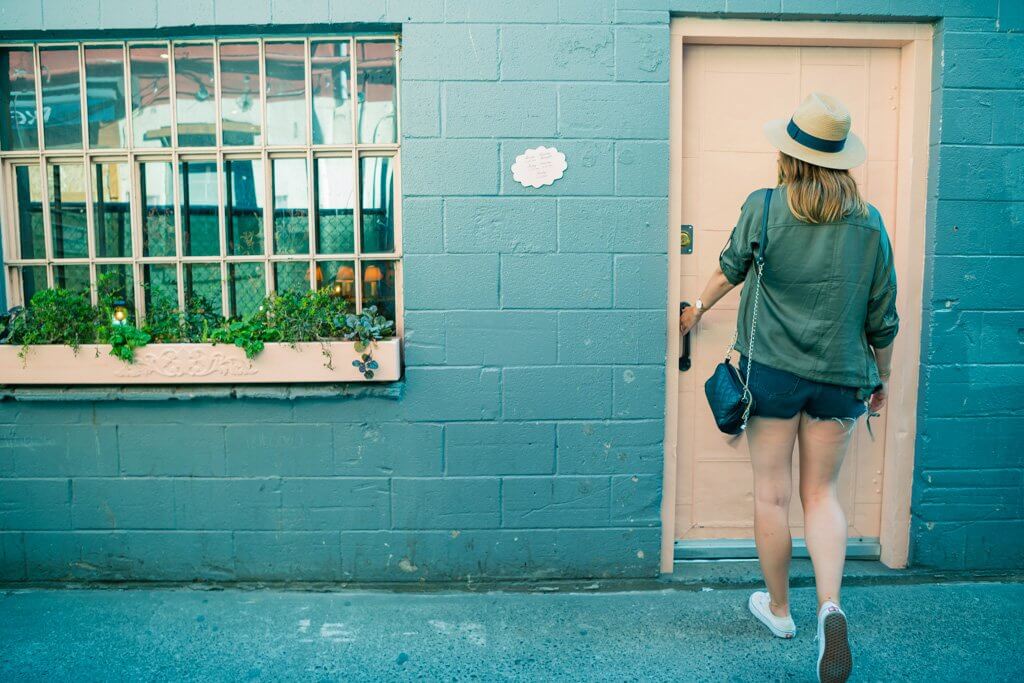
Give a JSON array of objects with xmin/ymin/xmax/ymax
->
[
  {"xmin": 1002, "ymin": 0, "xmax": 1024, "ymax": 31},
  {"xmin": 937, "ymin": 146, "xmax": 1024, "ymax": 200},
  {"xmin": 402, "ymin": 367, "xmax": 501, "ymax": 421},
  {"xmin": 502, "ymin": 476, "xmax": 611, "ymax": 528},
  {"xmin": 94, "ymin": 399, "xmax": 294, "ymax": 425},
  {"xmin": 0, "ymin": 0, "xmax": 42, "ymax": 28},
  {"xmin": 23, "ymin": 531, "xmax": 132, "ymax": 581},
  {"xmin": 157, "ymin": 0, "xmax": 214, "ymax": 26},
  {"xmin": 212, "ymin": 0, "xmax": 271, "ymax": 25},
  {"xmin": 404, "ymin": 254, "xmax": 499, "ymax": 309},
  {"xmin": 446, "ymin": 83, "xmax": 557, "ymax": 138},
  {"xmin": 0, "ymin": 426, "xmax": 117, "ymax": 478},
  {"xmin": 445, "ymin": 311, "xmax": 558, "ymax": 365},
  {"xmin": 333, "ymin": 423, "xmax": 443, "ymax": 476},
  {"xmin": 616, "ymin": 27, "xmax": 669, "ymax": 81},
  {"xmin": 932, "ymin": 200, "xmax": 1024, "ymax": 255},
  {"xmin": 99, "ymin": 0, "xmax": 156, "ymax": 28},
  {"xmin": 501, "ymin": 254, "xmax": 612, "ymax": 309},
  {"xmin": 402, "ymin": 139, "xmax": 499, "ymax": 196},
  {"xmin": 615, "ymin": 141, "xmax": 670, "ymax": 196},
  {"xmin": 400, "ymin": 81, "xmax": 442, "ymax": 138},
  {"xmin": 501, "ymin": 25, "xmax": 614, "ymax": 81},
  {"xmin": 613, "ymin": 365, "xmax": 666, "ymax": 418},
  {"xmin": 444, "ymin": 198, "xmax": 557, "ymax": 253},
  {"xmin": 386, "ymin": 0, "xmax": 444, "ymax": 22},
  {"xmin": 272, "ymin": 0, "xmax": 328, "ymax": 23},
  {"xmin": 503, "ymin": 367, "xmax": 612, "ymax": 420},
  {"xmin": 225, "ymin": 424, "xmax": 332, "ymax": 476},
  {"xmin": 281, "ymin": 478, "xmax": 390, "ymax": 529},
  {"xmin": 42, "ymin": 0, "xmax": 99, "ymax": 29},
  {"xmin": 234, "ymin": 531, "xmax": 343, "ymax": 581},
  {"xmin": 0, "ymin": 480, "xmax": 70, "ymax": 530},
  {"xmin": 611, "ymin": 474, "xmax": 661, "ymax": 525},
  {"xmin": 783, "ymin": 0, "xmax": 840, "ymax": 13},
  {"xmin": 942, "ymin": 31, "xmax": 1024, "ymax": 88},
  {"xmin": 392, "ymin": 478, "xmax": 501, "ymax": 529},
  {"xmin": 558, "ymin": 0, "xmax": 615, "ymax": 23},
  {"xmin": 558, "ymin": 83, "xmax": 669, "ymax": 138},
  {"xmin": 930, "ymin": 256, "xmax": 1024, "ymax": 309},
  {"xmin": 729, "ymin": 0, "xmax": 782, "ymax": 11},
  {"xmin": 72, "ymin": 479, "xmax": 174, "ymax": 530},
  {"xmin": 174, "ymin": 479, "xmax": 282, "ymax": 530},
  {"xmin": 915, "ymin": 417, "xmax": 1024, "ymax": 468},
  {"xmin": 119, "ymin": 425, "xmax": 225, "ymax": 476},
  {"xmin": 926, "ymin": 310, "xmax": 1024, "ymax": 364},
  {"xmin": 913, "ymin": 519, "xmax": 1024, "ymax": 570},
  {"xmin": 445, "ymin": 0, "xmax": 558, "ymax": 22},
  {"xmin": 920, "ymin": 365, "xmax": 1024, "ymax": 418},
  {"xmin": 615, "ymin": 254, "xmax": 668, "ymax": 308},
  {"xmin": 558, "ymin": 198, "xmax": 666, "ymax": 253},
  {"xmin": 616, "ymin": 9, "xmax": 672, "ymax": 24},
  {"xmin": 556, "ymin": 420, "xmax": 664, "ymax": 475},
  {"xmin": 402, "ymin": 197, "xmax": 444, "ymax": 255},
  {"xmin": 403, "ymin": 311, "xmax": 447, "ymax": 365},
  {"xmin": 446, "ymin": 422, "xmax": 556, "ymax": 475},
  {"xmin": 401, "ymin": 25, "xmax": 499, "ymax": 81},
  {"xmin": 917, "ymin": 468, "xmax": 1022, "ymax": 520},
  {"xmin": 328, "ymin": 0, "xmax": 386, "ymax": 22},
  {"xmin": 558, "ymin": 311, "xmax": 665, "ymax": 364},
  {"xmin": 124, "ymin": 531, "xmax": 234, "ymax": 580},
  {"xmin": 500, "ymin": 140, "xmax": 615, "ymax": 196},
  {"xmin": 0, "ymin": 533, "xmax": 25, "ymax": 580}
]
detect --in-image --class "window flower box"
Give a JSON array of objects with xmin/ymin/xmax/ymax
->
[{"xmin": 0, "ymin": 340, "xmax": 402, "ymax": 385}]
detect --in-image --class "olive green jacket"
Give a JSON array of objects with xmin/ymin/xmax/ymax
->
[{"xmin": 720, "ymin": 185, "xmax": 899, "ymax": 400}]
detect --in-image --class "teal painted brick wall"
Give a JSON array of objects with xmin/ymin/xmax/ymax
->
[{"xmin": 0, "ymin": 0, "xmax": 1022, "ymax": 582}]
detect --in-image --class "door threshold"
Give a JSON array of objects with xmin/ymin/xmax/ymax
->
[{"xmin": 675, "ymin": 537, "xmax": 880, "ymax": 561}]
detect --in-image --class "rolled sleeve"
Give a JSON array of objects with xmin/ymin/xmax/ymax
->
[
  {"xmin": 718, "ymin": 191, "xmax": 762, "ymax": 286},
  {"xmin": 866, "ymin": 226, "xmax": 899, "ymax": 348}
]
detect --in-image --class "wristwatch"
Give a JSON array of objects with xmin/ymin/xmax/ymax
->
[{"xmin": 694, "ymin": 298, "xmax": 705, "ymax": 314}]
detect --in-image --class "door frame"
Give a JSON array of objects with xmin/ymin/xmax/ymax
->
[{"xmin": 661, "ymin": 18, "xmax": 933, "ymax": 573}]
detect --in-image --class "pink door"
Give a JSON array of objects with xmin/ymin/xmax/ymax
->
[{"xmin": 675, "ymin": 44, "xmax": 900, "ymax": 549}]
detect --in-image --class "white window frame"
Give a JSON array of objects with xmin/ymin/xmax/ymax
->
[{"xmin": 0, "ymin": 35, "xmax": 403, "ymax": 335}]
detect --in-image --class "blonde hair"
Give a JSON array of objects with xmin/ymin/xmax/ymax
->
[{"xmin": 777, "ymin": 152, "xmax": 868, "ymax": 224}]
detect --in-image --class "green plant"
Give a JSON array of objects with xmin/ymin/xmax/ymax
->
[
  {"xmin": 104, "ymin": 324, "xmax": 152, "ymax": 363},
  {"xmin": 6, "ymin": 287, "xmax": 98, "ymax": 353}
]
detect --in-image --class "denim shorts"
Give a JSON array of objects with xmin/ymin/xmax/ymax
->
[{"xmin": 738, "ymin": 355, "xmax": 868, "ymax": 421}]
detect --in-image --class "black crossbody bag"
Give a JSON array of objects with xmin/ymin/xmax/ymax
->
[{"xmin": 704, "ymin": 188, "xmax": 772, "ymax": 435}]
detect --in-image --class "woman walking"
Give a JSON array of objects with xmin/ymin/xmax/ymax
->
[{"xmin": 679, "ymin": 93, "xmax": 898, "ymax": 683}]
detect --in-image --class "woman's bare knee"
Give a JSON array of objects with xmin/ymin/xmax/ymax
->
[{"xmin": 756, "ymin": 486, "xmax": 792, "ymax": 511}]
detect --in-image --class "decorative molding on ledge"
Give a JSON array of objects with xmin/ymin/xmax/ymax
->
[{"xmin": 0, "ymin": 341, "xmax": 402, "ymax": 386}]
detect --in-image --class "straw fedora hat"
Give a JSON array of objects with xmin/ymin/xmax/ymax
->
[{"xmin": 763, "ymin": 92, "xmax": 866, "ymax": 170}]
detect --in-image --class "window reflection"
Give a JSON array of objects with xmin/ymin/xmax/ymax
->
[
  {"xmin": 185, "ymin": 262, "xmax": 222, "ymax": 313},
  {"xmin": 359, "ymin": 156, "xmax": 394, "ymax": 253},
  {"xmin": 360, "ymin": 260, "xmax": 397, "ymax": 319},
  {"xmin": 356, "ymin": 41, "xmax": 396, "ymax": 144},
  {"xmin": 174, "ymin": 43, "xmax": 216, "ymax": 147},
  {"xmin": 272, "ymin": 158, "xmax": 309, "ymax": 255},
  {"xmin": 14, "ymin": 165, "xmax": 45, "ymax": 259},
  {"xmin": 140, "ymin": 161, "xmax": 176, "ymax": 257},
  {"xmin": 311, "ymin": 41, "xmax": 352, "ymax": 145},
  {"xmin": 318, "ymin": 259, "xmax": 356, "ymax": 305},
  {"xmin": 220, "ymin": 43, "xmax": 262, "ymax": 146},
  {"xmin": 1, "ymin": 48, "xmax": 40, "ymax": 150},
  {"xmin": 273, "ymin": 260, "xmax": 312, "ymax": 294},
  {"xmin": 225, "ymin": 158, "xmax": 265, "ymax": 256},
  {"xmin": 40, "ymin": 47, "xmax": 83, "ymax": 149},
  {"xmin": 97, "ymin": 263, "xmax": 134, "ymax": 306},
  {"xmin": 143, "ymin": 263, "xmax": 178, "ymax": 313},
  {"xmin": 48, "ymin": 163, "xmax": 88, "ymax": 259},
  {"xmin": 316, "ymin": 157, "xmax": 354, "ymax": 254},
  {"xmin": 265, "ymin": 42, "xmax": 307, "ymax": 146},
  {"xmin": 20, "ymin": 266, "xmax": 48, "ymax": 302},
  {"xmin": 229, "ymin": 262, "xmax": 265, "ymax": 317},
  {"xmin": 54, "ymin": 264, "xmax": 91, "ymax": 294},
  {"xmin": 130, "ymin": 44, "xmax": 172, "ymax": 148},
  {"xmin": 84, "ymin": 46, "xmax": 127, "ymax": 148},
  {"xmin": 92, "ymin": 161, "xmax": 132, "ymax": 257},
  {"xmin": 179, "ymin": 160, "xmax": 219, "ymax": 257}
]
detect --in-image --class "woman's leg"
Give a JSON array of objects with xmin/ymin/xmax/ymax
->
[
  {"xmin": 747, "ymin": 414, "xmax": 801, "ymax": 616},
  {"xmin": 797, "ymin": 413, "xmax": 856, "ymax": 608}
]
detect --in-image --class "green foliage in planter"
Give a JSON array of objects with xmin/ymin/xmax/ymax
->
[{"xmin": 2, "ymin": 276, "xmax": 396, "ymax": 377}]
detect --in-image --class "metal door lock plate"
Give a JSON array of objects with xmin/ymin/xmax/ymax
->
[{"xmin": 680, "ymin": 225, "xmax": 693, "ymax": 254}]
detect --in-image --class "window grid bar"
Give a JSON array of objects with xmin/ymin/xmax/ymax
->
[{"xmin": 2, "ymin": 38, "xmax": 401, "ymax": 322}]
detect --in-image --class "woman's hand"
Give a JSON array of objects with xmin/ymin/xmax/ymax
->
[
  {"xmin": 868, "ymin": 380, "xmax": 888, "ymax": 413},
  {"xmin": 679, "ymin": 305, "xmax": 702, "ymax": 336}
]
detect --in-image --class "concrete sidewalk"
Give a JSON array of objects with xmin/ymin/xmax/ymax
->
[{"xmin": 1, "ymin": 581, "xmax": 1021, "ymax": 682}]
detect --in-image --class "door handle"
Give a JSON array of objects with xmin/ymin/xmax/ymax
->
[{"xmin": 679, "ymin": 302, "xmax": 691, "ymax": 372}]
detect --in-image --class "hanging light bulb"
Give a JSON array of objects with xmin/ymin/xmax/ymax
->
[{"xmin": 112, "ymin": 299, "xmax": 129, "ymax": 325}]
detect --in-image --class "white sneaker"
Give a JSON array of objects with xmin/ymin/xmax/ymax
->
[
  {"xmin": 816, "ymin": 601, "xmax": 853, "ymax": 683},
  {"xmin": 747, "ymin": 591, "xmax": 796, "ymax": 638}
]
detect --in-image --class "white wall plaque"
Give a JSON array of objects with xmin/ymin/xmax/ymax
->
[{"xmin": 511, "ymin": 146, "xmax": 567, "ymax": 188}]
